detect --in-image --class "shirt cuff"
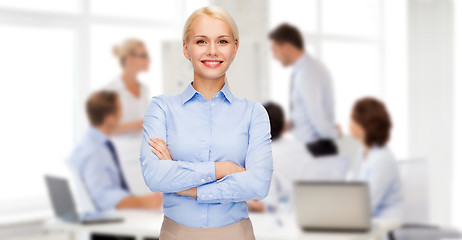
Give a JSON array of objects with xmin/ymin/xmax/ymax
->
[
  {"xmin": 192, "ymin": 161, "xmax": 216, "ymax": 186},
  {"xmin": 196, "ymin": 181, "xmax": 221, "ymax": 204}
]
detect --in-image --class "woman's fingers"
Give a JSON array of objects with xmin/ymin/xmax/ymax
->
[
  {"xmin": 151, "ymin": 140, "xmax": 169, "ymax": 155},
  {"xmin": 150, "ymin": 137, "xmax": 168, "ymax": 150},
  {"xmin": 150, "ymin": 141, "xmax": 168, "ymax": 159},
  {"xmin": 156, "ymin": 138, "xmax": 171, "ymax": 155},
  {"xmin": 158, "ymin": 137, "xmax": 167, "ymax": 145},
  {"xmin": 151, "ymin": 147, "xmax": 164, "ymax": 159},
  {"xmin": 149, "ymin": 137, "xmax": 172, "ymax": 160}
]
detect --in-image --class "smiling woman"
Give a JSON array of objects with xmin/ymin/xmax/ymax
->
[
  {"xmin": 182, "ymin": 7, "xmax": 239, "ymax": 94},
  {"xmin": 139, "ymin": 6, "xmax": 273, "ymax": 240}
]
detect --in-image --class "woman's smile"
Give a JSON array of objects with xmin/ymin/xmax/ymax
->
[{"xmin": 201, "ymin": 59, "xmax": 224, "ymax": 68}]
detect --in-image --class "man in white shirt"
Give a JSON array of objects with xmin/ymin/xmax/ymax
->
[
  {"xmin": 247, "ymin": 101, "xmax": 311, "ymax": 212},
  {"xmin": 247, "ymin": 102, "xmax": 348, "ymax": 212},
  {"xmin": 269, "ymin": 23, "xmax": 338, "ymax": 157}
]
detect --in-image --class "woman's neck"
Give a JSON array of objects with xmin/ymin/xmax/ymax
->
[
  {"xmin": 121, "ymin": 69, "xmax": 141, "ymax": 98},
  {"xmin": 362, "ymin": 144, "xmax": 370, "ymax": 161},
  {"xmin": 121, "ymin": 69, "xmax": 138, "ymax": 85},
  {"xmin": 192, "ymin": 73, "xmax": 226, "ymax": 101}
]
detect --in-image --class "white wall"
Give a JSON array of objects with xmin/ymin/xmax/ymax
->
[
  {"xmin": 452, "ymin": 0, "xmax": 462, "ymax": 229},
  {"xmin": 210, "ymin": 0, "xmax": 270, "ymax": 102},
  {"xmin": 408, "ymin": 0, "xmax": 454, "ymax": 225}
]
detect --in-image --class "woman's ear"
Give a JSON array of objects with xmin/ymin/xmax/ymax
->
[
  {"xmin": 183, "ymin": 41, "xmax": 191, "ymax": 61},
  {"xmin": 232, "ymin": 40, "xmax": 239, "ymax": 60}
]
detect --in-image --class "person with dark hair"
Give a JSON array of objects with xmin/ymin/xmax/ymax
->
[
  {"xmin": 68, "ymin": 90, "xmax": 162, "ymax": 212},
  {"xmin": 269, "ymin": 23, "xmax": 338, "ymax": 157},
  {"xmin": 246, "ymin": 101, "xmax": 315, "ymax": 212},
  {"xmin": 348, "ymin": 97, "xmax": 403, "ymax": 219},
  {"xmin": 263, "ymin": 102, "xmax": 286, "ymax": 141}
]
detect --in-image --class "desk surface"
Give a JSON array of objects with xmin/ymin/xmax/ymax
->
[{"xmin": 45, "ymin": 210, "xmax": 400, "ymax": 240}]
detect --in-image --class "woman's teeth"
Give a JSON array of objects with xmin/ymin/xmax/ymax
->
[{"xmin": 201, "ymin": 60, "xmax": 223, "ymax": 67}]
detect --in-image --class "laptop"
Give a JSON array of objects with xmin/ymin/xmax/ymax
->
[
  {"xmin": 294, "ymin": 181, "xmax": 371, "ymax": 232},
  {"xmin": 45, "ymin": 175, "xmax": 123, "ymax": 224}
]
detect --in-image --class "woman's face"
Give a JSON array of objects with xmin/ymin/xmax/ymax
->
[
  {"xmin": 126, "ymin": 44, "xmax": 150, "ymax": 72},
  {"xmin": 349, "ymin": 117, "xmax": 365, "ymax": 143},
  {"xmin": 183, "ymin": 15, "xmax": 238, "ymax": 81}
]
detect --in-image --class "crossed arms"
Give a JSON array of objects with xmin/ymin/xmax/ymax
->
[{"xmin": 139, "ymin": 96, "xmax": 273, "ymax": 204}]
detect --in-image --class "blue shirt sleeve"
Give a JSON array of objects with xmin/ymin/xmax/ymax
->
[
  {"xmin": 365, "ymin": 156, "xmax": 399, "ymax": 212},
  {"xmin": 81, "ymin": 151, "xmax": 130, "ymax": 211},
  {"xmin": 196, "ymin": 102, "xmax": 273, "ymax": 204},
  {"xmin": 140, "ymin": 96, "xmax": 217, "ymax": 193},
  {"xmin": 295, "ymin": 70, "xmax": 337, "ymax": 139}
]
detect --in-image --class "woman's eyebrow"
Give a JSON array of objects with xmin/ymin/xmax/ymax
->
[
  {"xmin": 193, "ymin": 35, "xmax": 208, "ymax": 38},
  {"xmin": 193, "ymin": 35, "xmax": 231, "ymax": 38}
]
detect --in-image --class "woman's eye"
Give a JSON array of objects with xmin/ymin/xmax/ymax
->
[
  {"xmin": 196, "ymin": 40, "xmax": 206, "ymax": 44},
  {"xmin": 219, "ymin": 40, "xmax": 228, "ymax": 44}
]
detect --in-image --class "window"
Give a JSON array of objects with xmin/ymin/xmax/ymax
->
[
  {"xmin": 0, "ymin": 0, "xmax": 80, "ymax": 13},
  {"xmin": 0, "ymin": 0, "xmax": 209, "ymax": 220},
  {"xmin": 269, "ymin": 0, "xmax": 317, "ymax": 33},
  {"xmin": 321, "ymin": 40, "xmax": 381, "ymax": 127},
  {"xmin": 0, "ymin": 25, "xmax": 75, "ymax": 215},
  {"xmin": 269, "ymin": 0, "xmax": 408, "ymax": 159},
  {"xmin": 90, "ymin": 0, "xmax": 178, "ymax": 21},
  {"xmin": 322, "ymin": 0, "xmax": 381, "ymax": 38}
]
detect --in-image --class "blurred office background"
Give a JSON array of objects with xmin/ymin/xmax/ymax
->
[{"xmin": 0, "ymin": 0, "xmax": 461, "ymax": 238}]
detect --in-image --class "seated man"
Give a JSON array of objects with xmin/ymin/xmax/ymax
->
[{"xmin": 69, "ymin": 90, "xmax": 162, "ymax": 211}]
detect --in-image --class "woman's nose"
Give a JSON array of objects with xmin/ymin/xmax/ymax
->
[{"xmin": 207, "ymin": 43, "xmax": 218, "ymax": 56}]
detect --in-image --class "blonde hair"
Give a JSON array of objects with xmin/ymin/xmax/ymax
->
[
  {"xmin": 183, "ymin": 6, "xmax": 239, "ymax": 88},
  {"xmin": 182, "ymin": 6, "xmax": 239, "ymax": 43},
  {"xmin": 113, "ymin": 38, "xmax": 145, "ymax": 67}
]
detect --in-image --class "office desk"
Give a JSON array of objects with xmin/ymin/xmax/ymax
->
[{"xmin": 44, "ymin": 210, "xmax": 400, "ymax": 240}]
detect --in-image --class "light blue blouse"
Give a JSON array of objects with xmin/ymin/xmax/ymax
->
[
  {"xmin": 139, "ymin": 81, "xmax": 273, "ymax": 228},
  {"xmin": 353, "ymin": 146, "xmax": 403, "ymax": 219}
]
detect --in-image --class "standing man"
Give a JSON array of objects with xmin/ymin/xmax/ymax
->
[{"xmin": 269, "ymin": 23, "xmax": 338, "ymax": 157}]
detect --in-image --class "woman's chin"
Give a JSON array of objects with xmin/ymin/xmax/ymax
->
[{"xmin": 196, "ymin": 71, "xmax": 226, "ymax": 81}]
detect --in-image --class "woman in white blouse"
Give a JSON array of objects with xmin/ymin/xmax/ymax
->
[
  {"xmin": 349, "ymin": 97, "xmax": 403, "ymax": 220},
  {"xmin": 105, "ymin": 39, "xmax": 151, "ymax": 194}
]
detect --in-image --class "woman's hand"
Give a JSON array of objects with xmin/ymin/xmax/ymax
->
[
  {"xmin": 177, "ymin": 187, "xmax": 197, "ymax": 198},
  {"xmin": 215, "ymin": 161, "xmax": 246, "ymax": 180},
  {"xmin": 112, "ymin": 119, "xmax": 144, "ymax": 134},
  {"xmin": 246, "ymin": 200, "xmax": 265, "ymax": 212},
  {"xmin": 149, "ymin": 137, "xmax": 172, "ymax": 160}
]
